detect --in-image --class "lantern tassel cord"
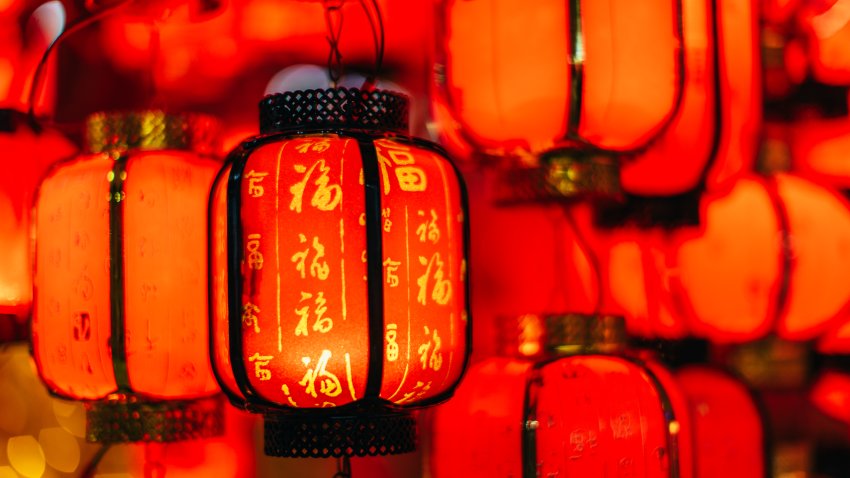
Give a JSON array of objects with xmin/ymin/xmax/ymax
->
[
  {"xmin": 80, "ymin": 444, "xmax": 111, "ymax": 478},
  {"xmin": 333, "ymin": 455, "xmax": 352, "ymax": 478},
  {"xmin": 27, "ymin": 0, "xmax": 134, "ymax": 130},
  {"xmin": 563, "ymin": 206, "xmax": 604, "ymax": 316}
]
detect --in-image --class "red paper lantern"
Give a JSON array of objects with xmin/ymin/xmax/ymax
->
[
  {"xmin": 32, "ymin": 111, "xmax": 224, "ymax": 442},
  {"xmin": 810, "ymin": 370, "xmax": 850, "ymax": 426},
  {"xmin": 433, "ymin": 0, "xmax": 683, "ymax": 197},
  {"xmin": 800, "ymin": 0, "xmax": 850, "ymax": 85},
  {"xmin": 676, "ymin": 366, "xmax": 766, "ymax": 477},
  {"xmin": 210, "ymin": 88, "xmax": 470, "ymax": 457},
  {"xmin": 667, "ymin": 173, "xmax": 850, "ymax": 342},
  {"xmin": 431, "ymin": 315, "xmax": 693, "ymax": 477},
  {"xmin": 0, "ymin": 110, "xmax": 75, "ymax": 342}
]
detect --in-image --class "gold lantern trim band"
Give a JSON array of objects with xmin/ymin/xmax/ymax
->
[{"xmin": 86, "ymin": 110, "xmax": 220, "ymax": 156}]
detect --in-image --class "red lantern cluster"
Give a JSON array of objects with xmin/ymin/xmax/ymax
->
[{"xmin": 210, "ymin": 88, "xmax": 470, "ymax": 457}]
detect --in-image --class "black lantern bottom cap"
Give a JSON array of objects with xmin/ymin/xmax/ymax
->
[
  {"xmin": 85, "ymin": 394, "xmax": 224, "ymax": 443},
  {"xmin": 263, "ymin": 410, "xmax": 417, "ymax": 458},
  {"xmin": 495, "ymin": 149, "xmax": 621, "ymax": 203}
]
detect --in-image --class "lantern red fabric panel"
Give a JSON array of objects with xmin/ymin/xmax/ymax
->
[
  {"xmin": 810, "ymin": 370, "xmax": 850, "ymax": 425},
  {"xmin": 801, "ymin": 0, "xmax": 850, "ymax": 85},
  {"xmin": 34, "ymin": 141, "xmax": 221, "ymax": 400},
  {"xmin": 434, "ymin": 0, "xmax": 681, "ymax": 160},
  {"xmin": 33, "ymin": 156, "xmax": 116, "ymax": 398},
  {"xmin": 818, "ymin": 317, "xmax": 850, "ymax": 353},
  {"xmin": 669, "ymin": 174, "xmax": 850, "ymax": 342},
  {"xmin": 214, "ymin": 133, "xmax": 467, "ymax": 408},
  {"xmin": 676, "ymin": 366, "xmax": 765, "ymax": 477},
  {"xmin": 620, "ymin": 0, "xmax": 717, "ymax": 195},
  {"xmin": 431, "ymin": 355, "xmax": 688, "ymax": 477},
  {"xmin": 705, "ymin": 0, "xmax": 761, "ymax": 187},
  {"xmin": 0, "ymin": 119, "xmax": 75, "ymax": 335}
]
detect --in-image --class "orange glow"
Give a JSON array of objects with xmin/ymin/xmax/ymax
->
[
  {"xmin": 670, "ymin": 174, "xmax": 850, "ymax": 342},
  {"xmin": 810, "ymin": 370, "xmax": 850, "ymax": 425},
  {"xmin": 803, "ymin": 0, "xmax": 850, "ymax": 84},
  {"xmin": 0, "ymin": 117, "xmax": 75, "ymax": 342},
  {"xmin": 32, "ymin": 113, "xmax": 221, "ymax": 401},
  {"xmin": 791, "ymin": 116, "xmax": 850, "ymax": 189},
  {"xmin": 431, "ymin": 355, "xmax": 688, "ymax": 477},
  {"xmin": 676, "ymin": 366, "xmax": 765, "ymax": 477},
  {"xmin": 211, "ymin": 133, "xmax": 468, "ymax": 409},
  {"xmin": 435, "ymin": 0, "xmax": 680, "ymax": 161}
]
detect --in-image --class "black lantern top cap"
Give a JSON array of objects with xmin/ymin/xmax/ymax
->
[{"xmin": 259, "ymin": 87, "xmax": 410, "ymax": 135}]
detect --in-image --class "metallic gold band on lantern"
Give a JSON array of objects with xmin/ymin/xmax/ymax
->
[
  {"xmin": 726, "ymin": 337, "xmax": 809, "ymax": 389},
  {"xmin": 86, "ymin": 110, "xmax": 220, "ymax": 155},
  {"xmin": 498, "ymin": 314, "xmax": 627, "ymax": 358},
  {"xmin": 494, "ymin": 151, "xmax": 620, "ymax": 203},
  {"xmin": 546, "ymin": 314, "xmax": 627, "ymax": 355},
  {"xmin": 85, "ymin": 394, "xmax": 224, "ymax": 443}
]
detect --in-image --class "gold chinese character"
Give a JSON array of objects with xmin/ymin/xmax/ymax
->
[
  {"xmin": 294, "ymin": 138, "xmax": 332, "ymax": 154},
  {"xmin": 246, "ymin": 234, "xmax": 264, "ymax": 269},
  {"xmin": 242, "ymin": 303, "xmax": 261, "ymax": 333},
  {"xmin": 291, "ymin": 234, "xmax": 330, "ymax": 280},
  {"xmin": 289, "ymin": 160, "xmax": 342, "ymax": 213},
  {"xmin": 248, "ymin": 353, "xmax": 273, "ymax": 381},
  {"xmin": 298, "ymin": 349, "xmax": 342, "ymax": 399},
  {"xmin": 382, "ymin": 207, "xmax": 392, "ymax": 232},
  {"xmin": 385, "ymin": 324, "xmax": 399, "ymax": 362},
  {"xmin": 417, "ymin": 326, "xmax": 443, "ymax": 371},
  {"xmin": 383, "ymin": 257, "xmax": 401, "ymax": 288},
  {"xmin": 294, "ymin": 291, "xmax": 333, "ymax": 336},
  {"xmin": 245, "ymin": 170, "xmax": 269, "ymax": 198},
  {"xmin": 416, "ymin": 252, "xmax": 452, "ymax": 306},
  {"xmin": 396, "ymin": 380, "xmax": 432, "ymax": 405},
  {"xmin": 377, "ymin": 143, "xmax": 428, "ymax": 195},
  {"xmin": 416, "ymin": 209, "xmax": 441, "ymax": 244},
  {"xmin": 281, "ymin": 384, "xmax": 298, "ymax": 407}
]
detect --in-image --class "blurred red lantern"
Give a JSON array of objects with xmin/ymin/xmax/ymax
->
[
  {"xmin": 433, "ymin": 0, "xmax": 683, "ymax": 198},
  {"xmin": 790, "ymin": 114, "xmax": 850, "ymax": 189},
  {"xmin": 676, "ymin": 366, "xmax": 766, "ymax": 477},
  {"xmin": 210, "ymin": 88, "xmax": 470, "ymax": 457},
  {"xmin": 0, "ymin": 110, "xmax": 75, "ymax": 343},
  {"xmin": 32, "ymin": 111, "xmax": 224, "ymax": 442},
  {"xmin": 800, "ymin": 0, "xmax": 850, "ymax": 85},
  {"xmin": 667, "ymin": 174, "xmax": 850, "ymax": 342},
  {"xmin": 431, "ymin": 314, "xmax": 693, "ymax": 477},
  {"xmin": 811, "ymin": 369, "xmax": 850, "ymax": 425}
]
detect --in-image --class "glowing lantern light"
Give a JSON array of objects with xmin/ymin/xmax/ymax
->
[
  {"xmin": 210, "ymin": 87, "xmax": 469, "ymax": 457},
  {"xmin": 810, "ymin": 370, "xmax": 850, "ymax": 426},
  {"xmin": 790, "ymin": 115, "xmax": 850, "ymax": 189},
  {"xmin": 801, "ymin": 0, "xmax": 850, "ymax": 85},
  {"xmin": 0, "ymin": 110, "xmax": 75, "ymax": 343},
  {"xmin": 433, "ymin": 0, "xmax": 683, "ymax": 198},
  {"xmin": 668, "ymin": 174, "xmax": 850, "ymax": 342},
  {"xmin": 431, "ymin": 314, "xmax": 693, "ymax": 478},
  {"xmin": 32, "ymin": 111, "xmax": 224, "ymax": 442},
  {"xmin": 676, "ymin": 366, "xmax": 766, "ymax": 477}
]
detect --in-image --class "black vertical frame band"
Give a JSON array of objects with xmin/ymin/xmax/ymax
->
[
  {"xmin": 108, "ymin": 156, "xmax": 131, "ymax": 391},
  {"xmin": 357, "ymin": 136, "xmax": 386, "ymax": 399},
  {"xmin": 566, "ymin": 0, "xmax": 584, "ymax": 139},
  {"xmin": 521, "ymin": 364, "xmax": 543, "ymax": 478}
]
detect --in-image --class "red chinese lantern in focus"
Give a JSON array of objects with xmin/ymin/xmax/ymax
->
[
  {"xmin": 668, "ymin": 173, "xmax": 850, "ymax": 342},
  {"xmin": 431, "ymin": 314, "xmax": 693, "ymax": 478},
  {"xmin": 32, "ymin": 111, "xmax": 224, "ymax": 442},
  {"xmin": 676, "ymin": 366, "xmax": 766, "ymax": 477},
  {"xmin": 0, "ymin": 110, "xmax": 75, "ymax": 343},
  {"xmin": 210, "ymin": 88, "xmax": 469, "ymax": 457},
  {"xmin": 433, "ymin": 0, "xmax": 683, "ymax": 198}
]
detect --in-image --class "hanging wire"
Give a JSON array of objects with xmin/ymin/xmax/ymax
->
[
  {"xmin": 562, "ymin": 205, "xmax": 605, "ymax": 316},
  {"xmin": 27, "ymin": 0, "xmax": 134, "ymax": 129},
  {"xmin": 323, "ymin": 0, "xmax": 345, "ymax": 87},
  {"xmin": 80, "ymin": 444, "xmax": 112, "ymax": 478},
  {"xmin": 357, "ymin": 0, "xmax": 384, "ymax": 90},
  {"xmin": 332, "ymin": 455, "xmax": 352, "ymax": 478}
]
